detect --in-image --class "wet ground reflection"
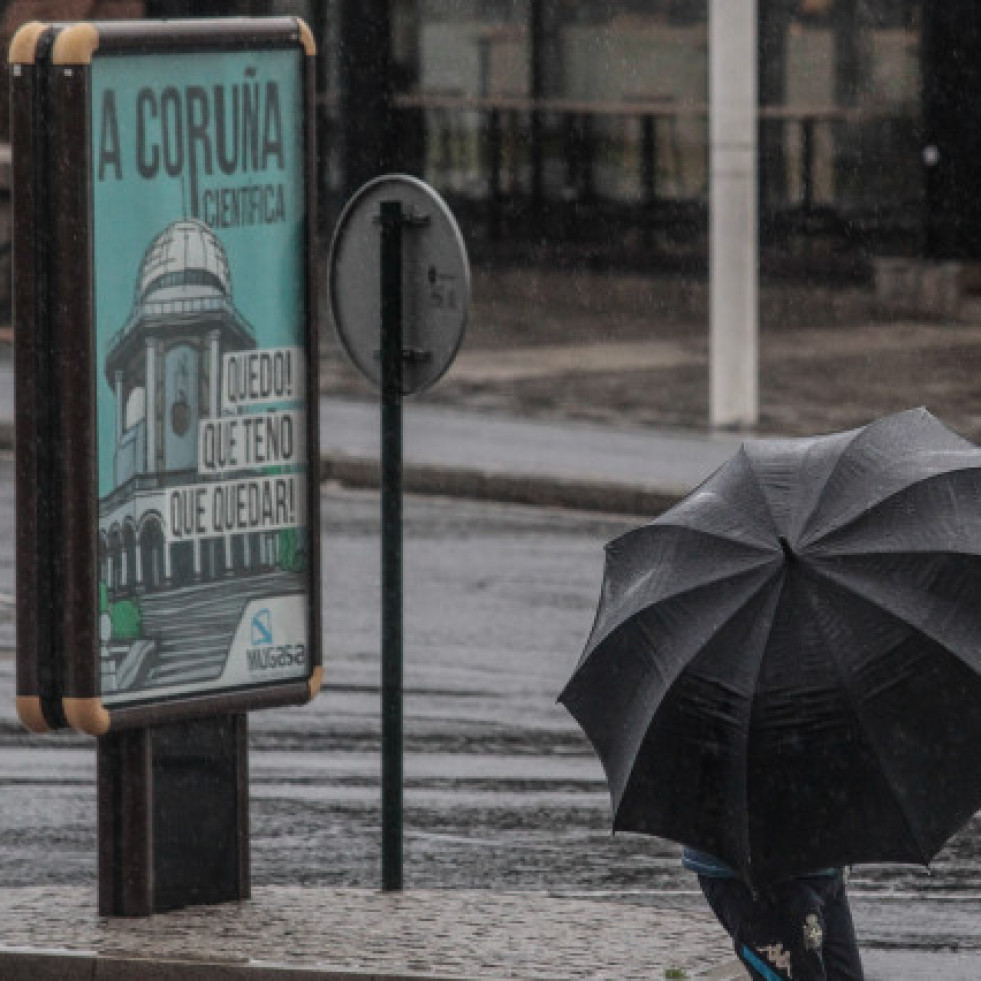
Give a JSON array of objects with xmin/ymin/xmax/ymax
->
[{"xmin": 1, "ymin": 485, "xmax": 980, "ymax": 958}]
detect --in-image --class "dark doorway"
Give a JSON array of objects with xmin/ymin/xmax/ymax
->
[
  {"xmin": 922, "ymin": 1, "xmax": 981, "ymax": 258},
  {"xmin": 171, "ymin": 541, "xmax": 195, "ymax": 588},
  {"xmin": 140, "ymin": 519, "xmax": 166, "ymax": 590}
]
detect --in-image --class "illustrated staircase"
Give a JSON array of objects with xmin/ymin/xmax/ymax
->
[{"xmin": 134, "ymin": 570, "xmax": 303, "ymax": 689}]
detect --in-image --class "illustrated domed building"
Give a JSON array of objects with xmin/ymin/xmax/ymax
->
[{"xmin": 98, "ymin": 218, "xmax": 273, "ymax": 596}]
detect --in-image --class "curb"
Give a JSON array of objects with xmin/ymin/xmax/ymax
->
[
  {"xmin": 0, "ymin": 947, "xmax": 745, "ymax": 981},
  {"xmin": 0, "ymin": 422, "xmax": 687, "ymax": 517},
  {"xmin": 321, "ymin": 453, "xmax": 686, "ymax": 516},
  {"xmin": 0, "ymin": 947, "xmax": 744, "ymax": 981},
  {"xmin": 0, "ymin": 950, "xmax": 485, "ymax": 981}
]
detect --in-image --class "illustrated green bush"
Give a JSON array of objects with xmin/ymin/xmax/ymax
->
[
  {"xmin": 110, "ymin": 598, "xmax": 143, "ymax": 641},
  {"xmin": 278, "ymin": 527, "xmax": 306, "ymax": 572}
]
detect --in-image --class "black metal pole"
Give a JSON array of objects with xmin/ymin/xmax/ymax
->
[
  {"xmin": 530, "ymin": 0, "xmax": 545, "ymax": 212},
  {"xmin": 380, "ymin": 199, "xmax": 404, "ymax": 891},
  {"xmin": 801, "ymin": 118, "xmax": 815, "ymax": 215},
  {"xmin": 488, "ymin": 108, "xmax": 502, "ymax": 242},
  {"xmin": 339, "ymin": 0, "xmax": 394, "ymax": 196}
]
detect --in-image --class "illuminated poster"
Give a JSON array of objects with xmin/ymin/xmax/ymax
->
[{"xmin": 90, "ymin": 45, "xmax": 314, "ymax": 706}]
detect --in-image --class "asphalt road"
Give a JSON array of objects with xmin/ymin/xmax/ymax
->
[
  {"xmin": 1, "ymin": 462, "xmax": 981, "ymax": 975},
  {"xmin": 0, "ymin": 469, "xmax": 636, "ymax": 892}
]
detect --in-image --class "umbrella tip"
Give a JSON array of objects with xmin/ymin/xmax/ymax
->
[{"xmin": 778, "ymin": 535, "xmax": 795, "ymax": 562}]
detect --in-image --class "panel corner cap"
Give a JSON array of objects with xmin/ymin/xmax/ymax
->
[
  {"xmin": 51, "ymin": 22, "xmax": 100, "ymax": 66},
  {"xmin": 9, "ymin": 22, "xmax": 48, "ymax": 65},
  {"xmin": 15, "ymin": 696, "xmax": 50, "ymax": 734},
  {"xmin": 63, "ymin": 697, "xmax": 111, "ymax": 736},
  {"xmin": 295, "ymin": 17, "xmax": 316, "ymax": 56}
]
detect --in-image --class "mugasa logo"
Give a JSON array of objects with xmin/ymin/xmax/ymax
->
[
  {"xmin": 251, "ymin": 608, "xmax": 273, "ymax": 645},
  {"xmin": 246, "ymin": 607, "xmax": 305, "ymax": 673}
]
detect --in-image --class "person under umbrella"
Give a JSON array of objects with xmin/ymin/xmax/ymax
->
[
  {"xmin": 560, "ymin": 408, "xmax": 981, "ymax": 980},
  {"xmin": 681, "ymin": 846, "xmax": 861, "ymax": 979}
]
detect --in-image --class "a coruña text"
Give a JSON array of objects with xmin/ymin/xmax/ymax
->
[{"xmin": 96, "ymin": 70, "xmax": 289, "ymax": 227}]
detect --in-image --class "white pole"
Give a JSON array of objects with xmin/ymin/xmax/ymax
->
[{"xmin": 709, "ymin": 0, "xmax": 758, "ymax": 427}]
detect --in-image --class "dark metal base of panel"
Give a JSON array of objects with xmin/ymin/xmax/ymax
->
[{"xmin": 97, "ymin": 714, "xmax": 250, "ymax": 916}]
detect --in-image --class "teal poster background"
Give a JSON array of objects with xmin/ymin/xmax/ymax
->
[
  {"xmin": 92, "ymin": 48, "xmax": 306, "ymax": 493},
  {"xmin": 90, "ymin": 46, "xmax": 311, "ymax": 705}
]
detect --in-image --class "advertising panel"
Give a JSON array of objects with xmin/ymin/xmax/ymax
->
[{"xmin": 12, "ymin": 18, "xmax": 321, "ymax": 734}]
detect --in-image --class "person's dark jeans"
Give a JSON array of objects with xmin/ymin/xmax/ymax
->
[{"xmin": 699, "ymin": 870, "xmax": 864, "ymax": 980}]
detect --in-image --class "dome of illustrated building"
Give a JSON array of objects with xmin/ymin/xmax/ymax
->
[
  {"xmin": 105, "ymin": 218, "xmax": 255, "ymax": 385},
  {"xmin": 137, "ymin": 218, "xmax": 232, "ymax": 304}
]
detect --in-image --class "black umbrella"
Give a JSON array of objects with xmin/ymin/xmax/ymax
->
[{"xmin": 560, "ymin": 408, "xmax": 981, "ymax": 887}]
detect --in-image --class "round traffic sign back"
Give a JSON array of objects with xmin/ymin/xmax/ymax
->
[{"xmin": 328, "ymin": 174, "xmax": 470, "ymax": 395}]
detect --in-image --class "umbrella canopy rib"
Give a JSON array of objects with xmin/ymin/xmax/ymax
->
[
  {"xmin": 740, "ymin": 429, "xmax": 862, "ymax": 543},
  {"xmin": 804, "ymin": 463, "xmax": 981, "ymax": 557},
  {"xmin": 564, "ymin": 564, "xmax": 784, "ymax": 818},
  {"xmin": 730, "ymin": 571, "xmax": 789, "ymax": 880},
  {"xmin": 650, "ymin": 486, "xmax": 778, "ymax": 551},
  {"xmin": 798, "ymin": 409, "xmax": 981, "ymax": 546},
  {"xmin": 649, "ymin": 510, "xmax": 780, "ymax": 555},
  {"xmin": 807, "ymin": 558, "xmax": 981, "ymax": 674},
  {"xmin": 584, "ymin": 526, "xmax": 780, "ymax": 668},
  {"xmin": 610, "ymin": 567, "xmax": 786, "ymax": 856},
  {"xmin": 608, "ymin": 571, "xmax": 787, "ymax": 878},
  {"xmin": 799, "ymin": 573, "xmax": 932, "ymax": 865}
]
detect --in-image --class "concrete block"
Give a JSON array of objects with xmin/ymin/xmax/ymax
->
[{"xmin": 874, "ymin": 257, "xmax": 963, "ymax": 320}]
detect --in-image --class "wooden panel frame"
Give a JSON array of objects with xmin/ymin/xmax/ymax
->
[{"xmin": 11, "ymin": 22, "xmax": 67, "ymax": 732}]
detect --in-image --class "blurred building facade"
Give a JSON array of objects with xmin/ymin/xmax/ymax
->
[
  {"xmin": 321, "ymin": 1, "xmax": 976, "ymax": 273},
  {"xmin": 3, "ymin": 1, "xmax": 980, "ymax": 277}
]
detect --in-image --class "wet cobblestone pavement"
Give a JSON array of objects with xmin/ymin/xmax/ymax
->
[{"xmin": 0, "ymin": 885, "xmax": 733, "ymax": 979}]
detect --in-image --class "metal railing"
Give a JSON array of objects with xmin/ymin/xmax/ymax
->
[{"xmin": 319, "ymin": 92, "xmax": 923, "ymax": 264}]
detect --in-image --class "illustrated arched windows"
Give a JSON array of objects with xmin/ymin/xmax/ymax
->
[{"xmin": 139, "ymin": 515, "xmax": 166, "ymax": 591}]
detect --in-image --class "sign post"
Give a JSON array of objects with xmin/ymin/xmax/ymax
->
[
  {"xmin": 10, "ymin": 17, "xmax": 321, "ymax": 914},
  {"xmin": 380, "ymin": 200, "xmax": 405, "ymax": 891},
  {"xmin": 329, "ymin": 175, "xmax": 470, "ymax": 890}
]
